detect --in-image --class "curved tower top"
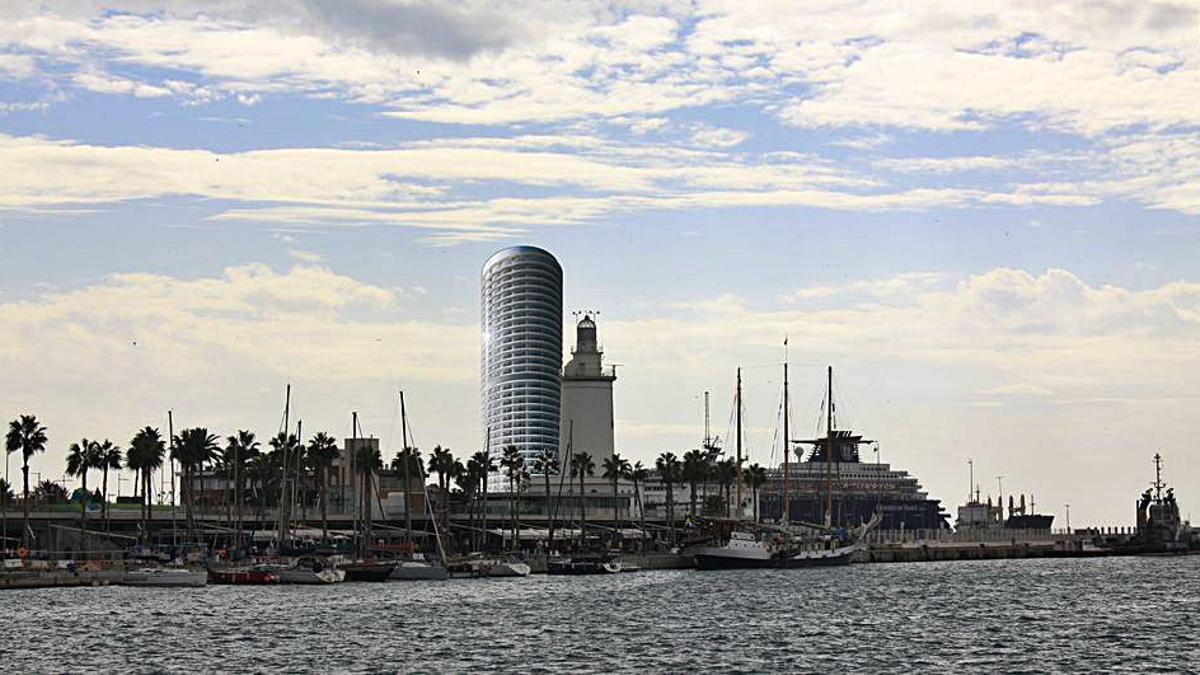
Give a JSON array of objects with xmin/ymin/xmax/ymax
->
[{"xmin": 480, "ymin": 245, "xmax": 564, "ymax": 466}]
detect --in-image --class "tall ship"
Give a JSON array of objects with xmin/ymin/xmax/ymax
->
[{"xmin": 691, "ymin": 365, "xmax": 880, "ymax": 570}]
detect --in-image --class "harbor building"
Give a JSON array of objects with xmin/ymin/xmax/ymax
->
[
  {"xmin": 481, "ymin": 246, "xmax": 564, "ymax": 467},
  {"xmin": 560, "ymin": 314, "xmax": 617, "ymax": 468}
]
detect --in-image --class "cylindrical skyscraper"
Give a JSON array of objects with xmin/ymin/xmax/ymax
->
[{"xmin": 481, "ymin": 246, "xmax": 563, "ymax": 467}]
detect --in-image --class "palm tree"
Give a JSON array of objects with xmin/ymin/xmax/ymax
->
[
  {"xmin": 173, "ymin": 427, "xmax": 219, "ymax": 538},
  {"xmin": 97, "ymin": 440, "xmax": 122, "ymax": 531},
  {"xmin": 33, "ymin": 479, "xmax": 69, "ymax": 504},
  {"xmin": 127, "ymin": 427, "xmax": 166, "ymax": 537},
  {"xmin": 247, "ymin": 452, "xmax": 276, "ymax": 528},
  {"xmin": 469, "ymin": 450, "xmax": 495, "ymax": 551},
  {"xmin": 354, "ymin": 442, "xmax": 382, "ymax": 556},
  {"xmin": 268, "ymin": 431, "xmax": 300, "ymax": 532},
  {"xmin": 744, "ymin": 463, "xmax": 767, "ymax": 522},
  {"xmin": 7, "ymin": 415, "xmax": 48, "ymax": 548},
  {"xmin": 501, "ymin": 445, "xmax": 524, "ymax": 547},
  {"xmin": 428, "ymin": 446, "xmax": 457, "ymax": 534},
  {"xmin": 571, "ymin": 452, "xmax": 595, "ymax": 548},
  {"xmin": 627, "ymin": 461, "xmax": 649, "ymax": 535},
  {"xmin": 391, "ymin": 446, "xmax": 422, "ymax": 547},
  {"xmin": 224, "ymin": 430, "xmax": 260, "ymax": 550},
  {"xmin": 656, "ymin": 452, "xmax": 680, "ymax": 532},
  {"xmin": 299, "ymin": 432, "xmax": 335, "ymax": 542},
  {"xmin": 602, "ymin": 453, "xmax": 630, "ymax": 533},
  {"xmin": 532, "ymin": 448, "xmax": 559, "ymax": 543},
  {"xmin": 682, "ymin": 449, "xmax": 706, "ymax": 516},
  {"xmin": 66, "ymin": 438, "xmax": 99, "ymax": 541}
]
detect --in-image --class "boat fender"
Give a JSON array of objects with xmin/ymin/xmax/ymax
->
[{"xmin": 16, "ymin": 547, "xmax": 28, "ymax": 559}]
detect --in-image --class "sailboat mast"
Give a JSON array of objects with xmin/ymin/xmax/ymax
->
[
  {"xmin": 168, "ymin": 409, "xmax": 176, "ymax": 547},
  {"xmin": 735, "ymin": 367, "xmax": 743, "ymax": 518},
  {"xmin": 825, "ymin": 366, "xmax": 833, "ymax": 528},
  {"xmin": 782, "ymin": 361, "xmax": 789, "ymax": 527},
  {"xmin": 399, "ymin": 390, "xmax": 412, "ymax": 546},
  {"xmin": 277, "ymin": 384, "xmax": 291, "ymax": 547}
]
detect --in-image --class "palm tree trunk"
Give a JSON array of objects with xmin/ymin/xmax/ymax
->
[
  {"xmin": 79, "ymin": 471, "xmax": 88, "ymax": 551},
  {"xmin": 320, "ymin": 466, "xmax": 329, "ymax": 543},
  {"xmin": 21, "ymin": 460, "xmax": 30, "ymax": 549},
  {"xmin": 544, "ymin": 472, "xmax": 553, "ymax": 544},
  {"xmin": 102, "ymin": 465, "xmax": 110, "ymax": 533}
]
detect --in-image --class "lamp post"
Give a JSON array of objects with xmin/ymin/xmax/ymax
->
[{"xmin": 1065, "ymin": 503, "xmax": 1071, "ymax": 534}]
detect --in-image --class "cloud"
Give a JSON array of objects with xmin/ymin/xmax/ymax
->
[
  {"xmin": 288, "ymin": 248, "xmax": 323, "ymax": 263},
  {"xmin": 688, "ymin": 123, "xmax": 749, "ymax": 149},
  {"xmin": 977, "ymin": 383, "xmax": 1056, "ymax": 396},
  {"xmin": 3, "ymin": 0, "xmax": 1197, "ymax": 136}
]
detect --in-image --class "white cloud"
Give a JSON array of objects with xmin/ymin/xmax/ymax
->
[{"xmin": 688, "ymin": 123, "xmax": 749, "ymax": 149}]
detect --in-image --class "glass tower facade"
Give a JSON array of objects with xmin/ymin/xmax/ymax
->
[{"xmin": 481, "ymin": 246, "xmax": 563, "ymax": 466}]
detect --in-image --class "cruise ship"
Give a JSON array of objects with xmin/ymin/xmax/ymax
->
[{"xmin": 757, "ymin": 429, "xmax": 949, "ymax": 531}]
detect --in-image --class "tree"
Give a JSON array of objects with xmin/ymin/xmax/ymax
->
[
  {"xmin": 602, "ymin": 454, "xmax": 630, "ymax": 535},
  {"xmin": 98, "ymin": 440, "xmax": 122, "ymax": 531},
  {"xmin": 66, "ymin": 438, "xmax": 100, "ymax": 540},
  {"xmin": 571, "ymin": 452, "xmax": 595, "ymax": 548},
  {"xmin": 127, "ymin": 427, "xmax": 166, "ymax": 537},
  {"xmin": 33, "ymin": 479, "xmax": 69, "ymax": 504},
  {"xmin": 391, "ymin": 446, "xmax": 422, "ymax": 547},
  {"xmin": 628, "ymin": 461, "xmax": 649, "ymax": 536},
  {"xmin": 715, "ymin": 457, "xmax": 737, "ymax": 518},
  {"xmin": 428, "ymin": 446, "xmax": 456, "ymax": 534},
  {"xmin": 7, "ymin": 415, "xmax": 48, "ymax": 548},
  {"xmin": 682, "ymin": 449, "xmax": 707, "ymax": 516},
  {"xmin": 532, "ymin": 448, "xmax": 559, "ymax": 544},
  {"xmin": 744, "ymin": 463, "xmax": 767, "ymax": 522},
  {"xmin": 172, "ymin": 427, "xmax": 219, "ymax": 538},
  {"xmin": 501, "ymin": 445, "xmax": 524, "ymax": 548},
  {"xmin": 304, "ymin": 432, "xmax": 337, "ymax": 542},
  {"xmin": 268, "ymin": 432, "xmax": 300, "ymax": 535},
  {"xmin": 354, "ymin": 442, "xmax": 382, "ymax": 557},
  {"xmin": 224, "ymin": 430, "xmax": 261, "ymax": 552},
  {"xmin": 469, "ymin": 450, "xmax": 495, "ymax": 551},
  {"xmin": 656, "ymin": 452, "xmax": 681, "ymax": 533}
]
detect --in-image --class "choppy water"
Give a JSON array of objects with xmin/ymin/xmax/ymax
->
[{"xmin": 3, "ymin": 556, "xmax": 1199, "ymax": 672}]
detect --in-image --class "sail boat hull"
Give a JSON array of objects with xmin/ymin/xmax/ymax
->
[{"xmin": 693, "ymin": 543, "xmax": 859, "ymax": 570}]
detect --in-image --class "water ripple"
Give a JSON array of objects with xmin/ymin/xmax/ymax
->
[{"xmin": 3, "ymin": 557, "xmax": 1200, "ymax": 672}]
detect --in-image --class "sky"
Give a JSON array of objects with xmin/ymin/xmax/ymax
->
[{"xmin": 1, "ymin": 0, "xmax": 1198, "ymax": 526}]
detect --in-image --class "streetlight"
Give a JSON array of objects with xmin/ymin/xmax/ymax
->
[{"xmin": 1065, "ymin": 503, "xmax": 1071, "ymax": 534}]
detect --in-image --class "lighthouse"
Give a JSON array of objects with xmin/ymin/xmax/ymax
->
[{"xmin": 559, "ymin": 314, "xmax": 616, "ymax": 467}]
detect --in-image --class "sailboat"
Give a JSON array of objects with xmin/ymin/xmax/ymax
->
[
  {"xmin": 692, "ymin": 365, "xmax": 876, "ymax": 571},
  {"xmin": 387, "ymin": 392, "xmax": 450, "ymax": 581}
]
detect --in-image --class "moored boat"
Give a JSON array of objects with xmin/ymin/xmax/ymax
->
[
  {"xmin": 546, "ymin": 557, "xmax": 621, "ymax": 575},
  {"xmin": 389, "ymin": 559, "xmax": 449, "ymax": 581},
  {"xmin": 277, "ymin": 557, "xmax": 345, "ymax": 585},
  {"xmin": 340, "ymin": 560, "xmax": 396, "ymax": 582},
  {"xmin": 208, "ymin": 566, "xmax": 280, "ymax": 584},
  {"xmin": 692, "ymin": 531, "xmax": 859, "ymax": 570},
  {"xmin": 123, "ymin": 566, "xmax": 208, "ymax": 587}
]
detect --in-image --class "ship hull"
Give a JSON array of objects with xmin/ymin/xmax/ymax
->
[{"xmin": 694, "ymin": 545, "xmax": 858, "ymax": 570}]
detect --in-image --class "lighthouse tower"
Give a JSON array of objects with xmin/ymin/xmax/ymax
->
[{"xmin": 560, "ymin": 314, "xmax": 616, "ymax": 468}]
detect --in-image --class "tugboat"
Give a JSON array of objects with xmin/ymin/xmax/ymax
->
[{"xmin": 1116, "ymin": 454, "xmax": 1196, "ymax": 556}]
